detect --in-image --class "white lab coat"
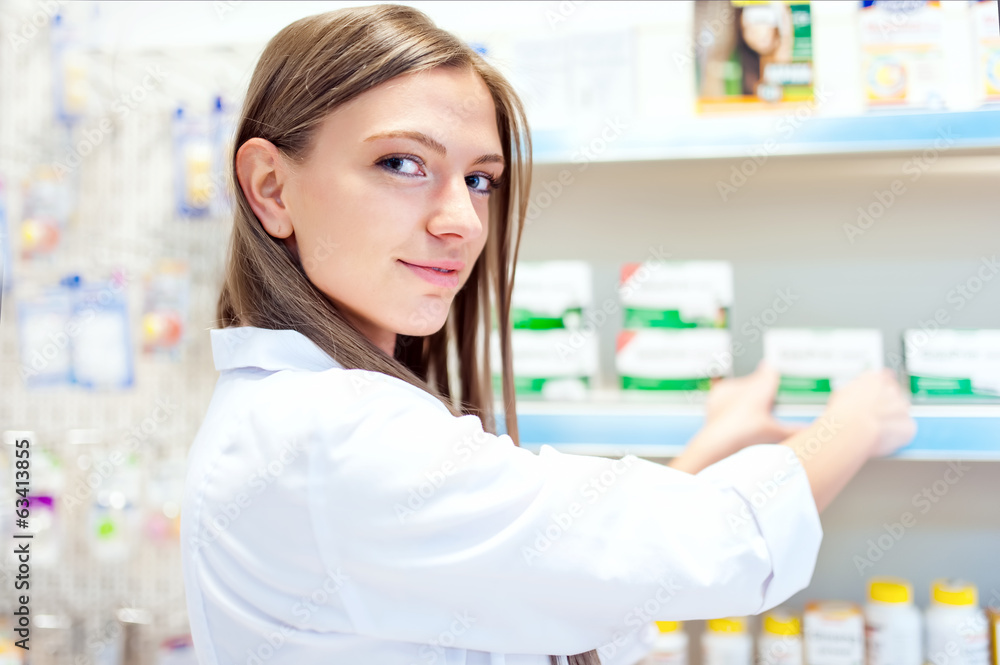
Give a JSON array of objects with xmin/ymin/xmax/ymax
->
[{"xmin": 181, "ymin": 326, "xmax": 823, "ymax": 665}]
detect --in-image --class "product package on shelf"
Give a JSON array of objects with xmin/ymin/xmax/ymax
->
[
  {"xmin": 617, "ymin": 261, "xmax": 732, "ymax": 393},
  {"xmin": 973, "ymin": 0, "xmax": 1000, "ymax": 106},
  {"xmin": 492, "ymin": 261, "xmax": 598, "ymax": 400},
  {"xmin": 864, "ymin": 577, "xmax": 922, "ymax": 665},
  {"xmin": 640, "ymin": 620, "xmax": 688, "ymax": 665},
  {"xmin": 903, "ymin": 329, "xmax": 1000, "ymax": 401},
  {"xmin": 803, "ymin": 601, "xmax": 865, "ymax": 665},
  {"xmin": 759, "ymin": 610, "xmax": 804, "ymax": 665},
  {"xmin": 926, "ymin": 579, "xmax": 991, "ymax": 665},
  {"xmin": 764, "ymin": 328, "xmax": 883, "ymax": 400},
  {"xmin": 693, "ymin": 0, "xmax": 814, "ymax": 113},
  {"xmin": 859, "ymin": 1, "xmax": 946, "ymax": 110},
  {"xmin": 620, "ymin": 261, "xmax": 732, "ymax": 330},
  {"xmin": 616, "ymin": 327, "xmax": 733, "ymax": 392},
  {"xmin": 702, "ymin": 617, "xmax": 753, "ymax": 665}
]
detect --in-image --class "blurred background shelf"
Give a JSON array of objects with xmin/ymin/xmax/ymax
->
[
  {"xmin": 533, "ymin": 109, "xmax": 1000, "ymax": 163},
  {"xmin": 508, "ymin": 398, "xmax": 1000, "ymax": 461}
]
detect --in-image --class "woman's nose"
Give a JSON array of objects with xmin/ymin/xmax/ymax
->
[{"xmin": 426, "ymin": 176, "xmax": 485, "ymax": 241}]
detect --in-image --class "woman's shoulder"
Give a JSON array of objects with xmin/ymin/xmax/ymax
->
[{"xmin": 213, "ymin": 365, "xmax": 453, "ymax": 438}]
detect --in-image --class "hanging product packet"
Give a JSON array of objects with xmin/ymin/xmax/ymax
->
[
  {"xmin": 141, "ymin": 259, "xmax": 190, "ymax": 360},
  {"xmin": 172, "ymin": 107, "xmax": 213, "ymax": 219},
  {"xmin": 69, "ymin": 272, "xmax": 134, "ymax": 389}
]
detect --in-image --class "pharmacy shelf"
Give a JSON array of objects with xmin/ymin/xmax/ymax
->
[
  {"xmin": 508, "ymin": 399, "xmax": 1000, "ymax": 461},
  {"xmin": 532, "ymin": 108, "xmax": 1000, "ymax": 163}
]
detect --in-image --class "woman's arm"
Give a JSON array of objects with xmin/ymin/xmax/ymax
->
[
  {"xmin": 669, "ymin": 361, "xmax": 800, "ymax": 474},
  {"xmin": 301, "ymin": 368, "xmax": 823, "ymax": 657},
  {"xmin": 780, "ymin": 369, "xmax": 916, "ymax": 512},
  {"xmin": 671, "ymin": 367, "xmax": 917, "ymax": 513}
]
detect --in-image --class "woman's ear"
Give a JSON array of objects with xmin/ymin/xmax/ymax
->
[{"xmin": 235, "ymin": 137, "xmax": 292, "ymax": 239}]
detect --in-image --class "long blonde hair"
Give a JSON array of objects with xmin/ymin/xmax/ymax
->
[{"xmin": 216, "ymin": 5, "xmax": 600, "ymax": 664}]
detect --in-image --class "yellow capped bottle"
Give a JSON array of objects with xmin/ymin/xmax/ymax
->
[
  {"xmin": 925, "ymin": 579, "xmax": 989, "ymax": 665},
  {"xmin": 702, "ymin": 617, "xmax": 752, "ymax": 665},
  {"xmin": 864, "ymin": 577, "xmax": 922, "ymax": 665},
  {"xmin": 640, "ymin": 621, "xmax": 688, "ymax": 665},
  {"xmin": 759, "ymin": 610, "xmax": 803, "ymax": 665}
]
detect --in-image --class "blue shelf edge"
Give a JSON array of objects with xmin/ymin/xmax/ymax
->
[
  {"xmin": 532, "ymin": 109, "xmax": 1000, "ymax": 164},
  {"xmin": 508, "ymin": 405, "xmax": 1000, "ymax": 461}
]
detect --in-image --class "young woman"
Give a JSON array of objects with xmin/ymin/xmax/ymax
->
[{"xmin": 180, "ymin": 5, "xmax": 916, "ymax": 665}]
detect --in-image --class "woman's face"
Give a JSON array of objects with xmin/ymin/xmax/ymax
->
[
  {"xmin": 240, "ymin": 66, "xmax": 503, "ymax": 355},
  {"xmin": 741, "ymin": 6, "xmax": 780, "ymax": 55}
]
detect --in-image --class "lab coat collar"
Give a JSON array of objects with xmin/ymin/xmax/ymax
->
[{"xmin": 210, "ymin": 326, "xmax": 344, "ymax": 373}]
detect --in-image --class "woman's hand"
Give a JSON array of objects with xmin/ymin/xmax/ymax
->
[
  {"xmin": 669, "ymin": 361, "xmax": 801, "ymax": 474},
  {"xmin": 780, "ymin": 369, "xmax": 917, "ymax": 512},
  {"xmin": 823, "ymin": 368, "xmax": 917, "ymax": 459}
]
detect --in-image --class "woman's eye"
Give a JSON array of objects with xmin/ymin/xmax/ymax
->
[
  {"xmin": 466, "ymin": 174, "xmax": 494, "ymax": 194},
  {"xmin": 380, "ymin": 156, "xmax": 423, "ymax": 176}
]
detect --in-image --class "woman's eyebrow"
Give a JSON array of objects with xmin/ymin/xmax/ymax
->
[{"xmin": 364, "ymin": 129, "xmax": 504, "ymax": 168}]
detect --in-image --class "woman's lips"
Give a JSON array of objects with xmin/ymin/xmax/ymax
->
[{"xmin": 399, "ymin": 260, "xmax": 460, "ymax": 288}]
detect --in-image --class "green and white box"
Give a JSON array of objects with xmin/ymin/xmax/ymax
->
[
  {"xmin": 511, "ymin": 261, "xmax": 592, "ymax": 330},
  {"xmin": 904, "ymin": 329, "xmax": 1000, "ymax": 400},
  {"xmin": 494, "ymin": 261, "xmax": 597, "ymax": 399},
  {"xmin": 492, "ymin": 328, "xmax": 599, "ymax": 400},
  {"xmin": 619, "ymin": 261, "xmax": 732, "ymax": 329},
  {"xmin": 616, "ymin": 328, "xmax": 732, "ymax": 391},
  {"xmin": 764, "ymin": 328, "xmax": 883, "ymax": 396}
]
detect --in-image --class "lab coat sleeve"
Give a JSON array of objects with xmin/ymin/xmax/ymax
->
[{"xmin": 307, "ymin": 370, "xmax": 822, "ymax": 657}]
